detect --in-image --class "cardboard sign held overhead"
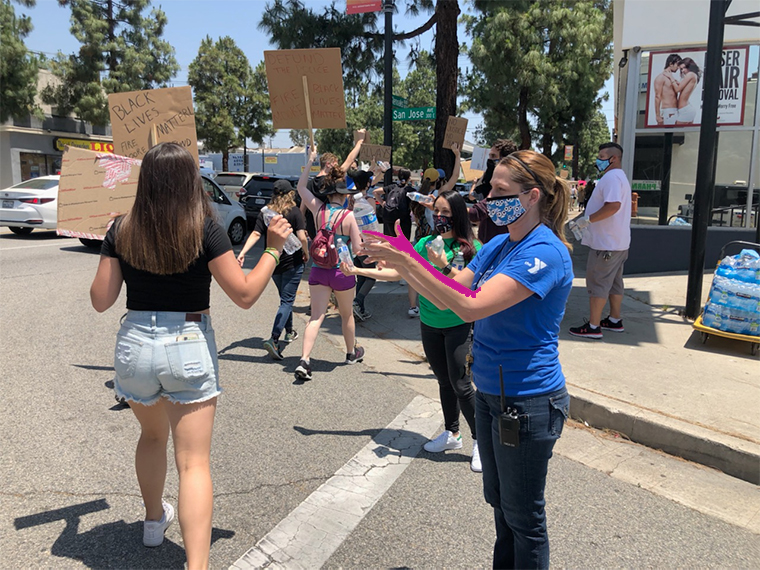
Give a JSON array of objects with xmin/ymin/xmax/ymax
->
[
  {"xmin": 109, "ymin": 86, "xmax": 198, "ymax": 165},
  {"xmin": 443, "ymin": 116, "xmax": 468, "ymax": 150},
  {"xmin": 354, "ymin": 130, "xmax": 370, "ymax": 144},
  {"xmin": 359, "ymin": 144, "xmax": 391, "ymax": 164},
  {"xmin": 57, "ymin": 146, "xmax": 141, "ymax": 240},
  {"xmin": 264, "ymin": 48, "xmax": 346, "ymax": 130}
]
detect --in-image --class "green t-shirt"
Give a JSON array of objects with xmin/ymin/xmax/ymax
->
[{"xmin": 413, "ymin": 235, "xmax": 483, "ymax": 329}]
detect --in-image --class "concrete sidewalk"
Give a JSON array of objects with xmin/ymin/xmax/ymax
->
[{"xmin": 320, "ymin": 250, "xmax": 759, "ymax": 485}]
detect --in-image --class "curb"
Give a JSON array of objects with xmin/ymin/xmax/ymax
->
[{"xmin": 568, "ymin": 386, "xmax": 760, "ymax": 485}]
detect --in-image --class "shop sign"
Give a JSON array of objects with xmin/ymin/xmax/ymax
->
[
  {"xmin": 54, "ymin": 138, "xmax": 114, "ymax": 153},
  {"xmin": 632, "ymin": 180, "xmax": 662, "ymax": 192},
  {"xmin": 264, "ymin": 157, "xmax": 278, "ymax": 164},
  {"xmin": 645, "ymin": 46, "xmax": 749, "ymax": 128}
]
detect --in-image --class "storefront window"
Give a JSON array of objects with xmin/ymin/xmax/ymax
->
[{"xmin": 19, "ymin": 153, "xmax": 62, "ymax": 181}]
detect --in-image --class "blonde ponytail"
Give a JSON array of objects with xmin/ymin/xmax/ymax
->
[{"xmin": 543, "ymin": 178, "xmax": 572, "ymax": 252}]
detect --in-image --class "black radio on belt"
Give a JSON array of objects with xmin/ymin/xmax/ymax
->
[{"xmin": 498, "ymin": 365, "xmax": 520, "ymax": 447}]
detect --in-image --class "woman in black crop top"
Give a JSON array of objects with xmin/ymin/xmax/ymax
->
[{"xmin": 90, "ymin": 143, "xmax": 292, "ymax": 569}]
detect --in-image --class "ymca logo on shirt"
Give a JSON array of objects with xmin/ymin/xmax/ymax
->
[{"xmin": 525, "ymin": 257, "xmax": 547, "ymax": 275}]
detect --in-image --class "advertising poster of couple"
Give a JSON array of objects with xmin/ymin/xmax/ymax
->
[{"xmin": 646, "ymin": 46, "xmax": 749, "ymax": 128}]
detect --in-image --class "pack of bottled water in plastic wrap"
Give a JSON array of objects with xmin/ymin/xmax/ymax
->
[{"xmin": 702, "ymin": 249, "xmax": 760, "ymax": 336}]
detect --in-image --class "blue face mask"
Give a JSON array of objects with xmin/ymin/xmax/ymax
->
[
  {"xmin": 595, "ymin": 158, "xmax": 611, "ymax": 173},
  {"xmin": 486, "ymin": 194, "xmax": 527, "ymax": 226}
]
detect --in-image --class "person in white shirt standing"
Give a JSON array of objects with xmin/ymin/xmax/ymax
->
[{"xmin": 569, "ymin": 142, "xmax": 631, "ymax": 339}]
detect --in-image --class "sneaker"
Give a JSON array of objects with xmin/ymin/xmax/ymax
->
[
  {"xmin": 470, "ymin": 441, "xmax": 482, "ymax": 473},
  {"xmin": 283, "ymin": 330, "xmax": 299, "ymax": 343},
  {"xmin": 143, "ymin": 501, "xmax": 174, "ymax": 547},
  {"xmin": 353, "ymin": 302, "xmax": 371, "ymax": 322},
  {"xmin": 345, "ymin": 345, "xmax": 365, "ymax": 364},
  {"xmin": 408, "ymin": 306, "xmax": 419, "ymax": 318},
  {"xmin": 423, "ymin": 430, "xmax": 463, "ymax": 453},
  {"xmin": 263, "ymin": 338, "xmax": 284, "ymax": 361},
  {"xmin": 600, "ymin": 316, "xmax": 625, "ymax": 332},
  {"xmin": 295, "ymin": 359, "xmax": 312, "ymax": 381},
  {"xmin": 568, "ymin": 320, "xmax": 603, "ymax": 339}
]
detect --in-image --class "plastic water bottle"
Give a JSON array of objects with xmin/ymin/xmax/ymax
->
[
  {"xmin": 352, "ymin": 193, "xmax": 379, "ymax": 233},
  {"xmin": 451, "ymin": 249, "xmax": 465, "ymax": 271},
  {"xmin": 426, "ymin": 235, "xmax": 445, "ymax": 256},
  {"xmin": 568, "ymin": 220, "xmax": 583, "ymax": 241},
  {"xmin": 260, "ymin": 206, "xmax": 302, "ymax": 255},
  {"xmin": 407, "ymin": 192, "xmax": 434, "ymax": 205},
  {"xmin": 336, "ymin": 238, "xmax": 354, "ymax": 269}
]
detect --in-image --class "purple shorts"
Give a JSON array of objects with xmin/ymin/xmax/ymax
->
[{"xmin": 308, "ymin": 266, "xmax": 356, "ymax": 291}]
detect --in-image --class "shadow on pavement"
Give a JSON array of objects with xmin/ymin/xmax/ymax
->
[
  {"xmin": 292, "ymin": 425, "xmax": 470, "ymax": 464},
  {"xmin": 684, "ymin": 329, "xmax": 760, "ymax": 360},
  {"xmin": 13, "ymin": 499, "xmax": 234, "ymax": 569}
]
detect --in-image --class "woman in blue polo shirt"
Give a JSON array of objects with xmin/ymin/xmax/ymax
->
[{"xmin": 362, "ymin": 150, "xmax": 573, "ymax": 569}]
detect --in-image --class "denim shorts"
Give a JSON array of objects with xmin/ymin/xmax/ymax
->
[{"xmin": 113, "ymin": 311, "xmax": 221, "ymax": 406}]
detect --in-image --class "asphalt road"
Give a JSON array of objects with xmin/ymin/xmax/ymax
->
[{"xmin": 1, "ymin": 228, "xmax": 758, "ymax": 569}]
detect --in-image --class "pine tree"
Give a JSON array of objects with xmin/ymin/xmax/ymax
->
[
  {"xmin": 463, "ymin": 0, "xmax": 612, "ymax": 154},
  {"xmin": 41, "ymin": 0, "xmax": 178, "ymax": 126},
  {"xmin": 259, "ymin": 0, "xmax": 458, "ymax": 173},
  {"xmin": 0, "ymin": 0, "xmax": 40, "ymax": 122},
  {"xmin": 239, "ymin": 61, "xmax": 276, "ymax": 170},
  {"xmin": 188, "ymin": 36, "xmax": 251, "ymax": 170}
]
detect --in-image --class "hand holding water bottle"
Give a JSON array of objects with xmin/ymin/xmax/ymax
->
[
  {"xmin": 261, "ymin": 206, "xmax": 301, "ymax": 255},
  {"xmin": 336, "ymin": 238, "xmax": 354, "ymax": 270}
]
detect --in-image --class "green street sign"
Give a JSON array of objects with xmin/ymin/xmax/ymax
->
[
  {"xmin": 392, "ymin": 94, "xmax": 407, "ymax": 108},
  {"xmin": 392, "ymin": 106, "xmax": 436, "ymax": 121}
]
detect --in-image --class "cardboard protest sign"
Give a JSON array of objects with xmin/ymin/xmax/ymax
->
[
  {"xmin": 359, "ymin": 144, "xmax": 391, "ymax": 164},
  {"xmin": 443, "ymin": 116, "xmax": 468, "ymax": 150},
  {"xmin": 461, "ymin": 160, "xmax": 484, "ymax": 183},
  {"xmin": 57, "ymin": 146, "xmax": 140, "ymax": 240},
  {"xmin": 264, "ymin": 48, "xmax": 346, "ymax": 129},
  {"xmin": 109, "ymin": 86, "xmax": 198, "ymax": 165},
  {"xmin": 354, "ymin": 130, "xmax": 370, "ymax": 144}
]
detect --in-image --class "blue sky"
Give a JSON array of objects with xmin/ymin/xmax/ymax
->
[{"xmin": 22, "ymin": 0, "xmax": 615, "ymax": 149}]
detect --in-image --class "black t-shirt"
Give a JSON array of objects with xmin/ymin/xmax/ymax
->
[
  {"xmin": 254, "ymin": 205, "xmax": 306, "ymax": 274},
  {"xmin": 382, "ymin": 183, "xmax": 412, "ymax": 216},
  {"xmin": 102, "ymin": 217, "xmax": 233, "ymax": 312}
]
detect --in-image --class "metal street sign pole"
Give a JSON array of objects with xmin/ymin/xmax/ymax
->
[
  {"xmin": 684, "ymin": 0, "xmax": 730, "ymax": 320},
  {"xmin": 383, "ymin": 0, "xmax": 394, "ymax": 186}
]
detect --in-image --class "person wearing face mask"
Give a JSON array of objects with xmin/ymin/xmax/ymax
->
[
  {"xmin": 569, "ymin": 142, "xmax": 631, "ymax": 339},
  {"xmin": 360, "ymin": 150, "xmax": 573, "ymax": 569},
  {"xmin": 340, "ymin": 188, "xmax": 483, "ymax": 471},
  {"xmin": 468, "ymin": 139, "xmax": 519, "ymax": 243}
]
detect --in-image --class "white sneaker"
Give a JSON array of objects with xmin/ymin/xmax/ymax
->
[
  {"xmin": 423, "ymin": 430, "xmax": 463, "ymax": 453},
  {"xmin": 143, "ymin": 500, "xmax": 174, "ymax": 547},
  {"xmin": 408, "ymin": 306, "xmax": 419, "ymax": 318},
  {"xmin": 470, "ymin": 441, "xmax": 482, "ymax": 473}
]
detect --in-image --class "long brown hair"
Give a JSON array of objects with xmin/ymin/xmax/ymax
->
[
  {"xmin": 269, "ymin": 190, "xmax": 296, "ymax": 215},
  {"xmin": 501, "ymin": 150, "xmax": 572, "ymax": 251},
  {"xmin": 116, "ymin": 142, "xmax": 213, "ymax": 274}
]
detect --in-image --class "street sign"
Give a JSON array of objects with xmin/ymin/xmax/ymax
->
[
  {"xmin": 392, "ymin": 106, "xmax": 436, "ymax": 121},
  {"xmin": 392, "ymin": 94, "xmax": 407, "ymax": 108}
]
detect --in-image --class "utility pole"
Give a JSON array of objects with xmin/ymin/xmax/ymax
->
[
  {"xmin": 383, "ymin": 0, "xmax": 394, "ymax": 185},
  {"xmin": 684, "ymin": 0, "xmax": 729, "ymax": 319}
]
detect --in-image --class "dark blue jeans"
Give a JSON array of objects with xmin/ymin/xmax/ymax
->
[
  {"xmin": 271, "ymin": 264, "xmax": 304, "ymax": 341},
  {"xmin": 475, "ymin": 387, "xmax": 569, "ymax": 569}
]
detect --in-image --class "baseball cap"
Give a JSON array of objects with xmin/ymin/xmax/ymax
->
[
  {"xmin": 436, "ymin": 168, "xmax": 446, "ymax": 179},
  {"xmin": 423, "ymin": 167, "xmax": 439, "ymax": 182},
  {"xmin": 272, "ymin": 179, "xmax": 294, "ymax": 196}
]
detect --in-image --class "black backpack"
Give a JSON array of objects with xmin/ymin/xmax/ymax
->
[{"xmin": 383, "ymin": 183, "xmax": 411, "ymax": 214}]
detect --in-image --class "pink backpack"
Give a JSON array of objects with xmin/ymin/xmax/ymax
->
[{"xmin": 309, "ymin": 206, "xmax": 350, "ymax": 269}]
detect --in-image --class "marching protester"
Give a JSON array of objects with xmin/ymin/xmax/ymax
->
[
  {"xmin": 362, "ymin": 150, "xmax": 573, "ymax": 569},
  {"xmin": 349, "ymin": 168, "xmax": 380, "ymax": 321},
  {"xmin": 296, "ymin": 146, "xmax": 365, "ymax": 381},
  {"xmin": 468, "ymin": 139, "xmax": 519, "ymax": 243},
  {"xmin": 302, "ymin": 132, "xmax": 366, "ymax": 239},
  {"xmin": 237, "ymin": 179, "xmax": 309, "ymax": 359},
  {"xmin": 90, "ymin": 143, "xmax": 292, "ymax": 570},
  {"xmin": 373, "ymin": 166, "xmax": 419, "ymax": 317}
]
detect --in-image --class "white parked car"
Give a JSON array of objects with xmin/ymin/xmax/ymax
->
[
  {"xmin": 0, "ymin": 175, "xmax": 60, "ymax": 235},
  {"xmin": 0, "ymin": 174, "xmax": 248, "ymax": 246}
]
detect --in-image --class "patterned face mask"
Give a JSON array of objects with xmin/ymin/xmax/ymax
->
[
  {"xmin": 486, "ymin": 191, "xmax": 530, "ymax": 226},
  {"xmin": 433, "ymin": 214, "xmax": 453, "ymax": 234}
]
